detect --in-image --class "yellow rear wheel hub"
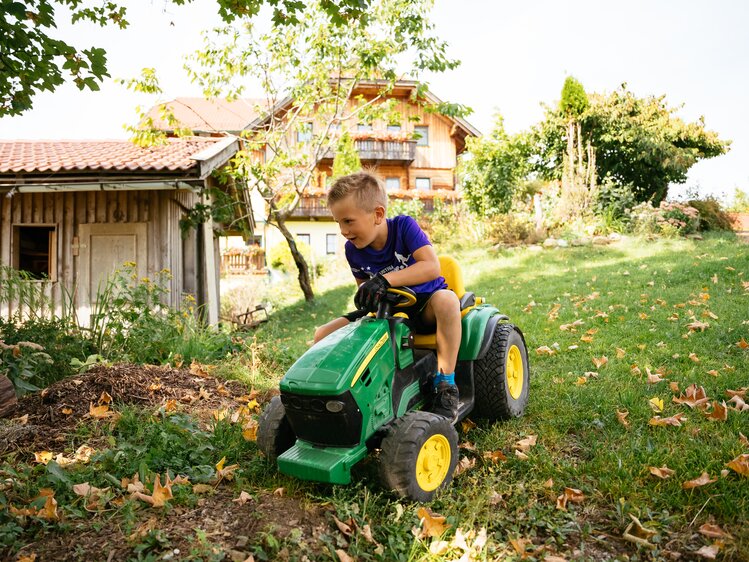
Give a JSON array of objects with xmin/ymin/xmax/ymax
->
[
  {"xmin": 507, "ymin": 344, "xmax": 524, "ymax": 399},
  {"xmin": 415, "ymin": 434, "xmax": 452, "ymax": 492}
]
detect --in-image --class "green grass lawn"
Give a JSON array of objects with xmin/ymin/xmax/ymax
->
[
  {"xmin": 248, "ymin": 233, "xmax": 749, "ymax": 559},
  {"xmin": 2, "ymin": 234, "xmax": 747, "ymax": 561}
]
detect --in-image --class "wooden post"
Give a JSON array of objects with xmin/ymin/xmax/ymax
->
[{"xmin": 0, "ymin": 376, "xmax": 17, "ymax": 418}]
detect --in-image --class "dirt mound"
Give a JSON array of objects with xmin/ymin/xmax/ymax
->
[{"xmin": 0, "ymin": 364, "xmax": 272, "ymax": 454}]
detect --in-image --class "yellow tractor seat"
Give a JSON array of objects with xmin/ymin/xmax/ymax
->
[{"xmin": 412, "ymin": 255, "xmax": 477, "ymax": 349}]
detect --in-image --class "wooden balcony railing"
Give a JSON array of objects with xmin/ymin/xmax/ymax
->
[
  {"xmin": 321, "ymin": 139, "xmax": 417, "ymax": 162},
  {"xmin": 289, "ymin": 193, "xmax": 447, "ymax": 218}
]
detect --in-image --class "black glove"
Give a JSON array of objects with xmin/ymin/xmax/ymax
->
[{"xmin": 355, "ymin": 273, "xmax": 391, "ymax": 311}]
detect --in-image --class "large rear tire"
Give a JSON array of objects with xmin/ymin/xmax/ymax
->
[
  {"xmin": 256, "ymin": 396, "xmax": 296, "ymax": 463},
  {"xmin": 473, "ymin": 323, "xmax": 529, "ymax": 420},
  {"xmin": 379, "ymin": 411, "xmax": 459, "ymax": 502}
]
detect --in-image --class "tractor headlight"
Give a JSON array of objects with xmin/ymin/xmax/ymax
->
[{"xmin": 325, "ymin": 400, "xmax": 345, "ymax": 413}]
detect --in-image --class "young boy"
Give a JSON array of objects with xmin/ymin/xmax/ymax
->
[{"xmin": 313, "ymin": 171, "xmax": 462, "ymax": 421}]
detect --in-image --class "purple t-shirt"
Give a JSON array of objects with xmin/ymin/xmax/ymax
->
[{"xmin": 345, "ymin": 215, "xmax": 447, "ymax": 294}]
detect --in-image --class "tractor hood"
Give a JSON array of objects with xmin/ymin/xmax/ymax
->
[{"xmin": 280, "ymin": 317, "xmax": 390, "ymax": 395}]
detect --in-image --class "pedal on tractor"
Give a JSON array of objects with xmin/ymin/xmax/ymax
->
[{"xmin": 257, "ymin": 256, "xmax": 530, "ymax": 501}]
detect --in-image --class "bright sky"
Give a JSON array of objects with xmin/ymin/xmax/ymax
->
[{"xmin": 2, "ymin": 0, "xmax": 747, "ymax": 202}]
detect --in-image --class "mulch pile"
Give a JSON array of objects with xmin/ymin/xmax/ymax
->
[{"xmin": 0, "ymin": 363, "xmax": 275, "ymax": 455}]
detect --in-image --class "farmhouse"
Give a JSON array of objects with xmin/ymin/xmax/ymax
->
[
  {"xmin": 0, "ymin": 136, "xmax": 241, "ymax": 324},
  {"xmin": 147, "ymin": 81, "xmax": 480, "ymax": 267}
]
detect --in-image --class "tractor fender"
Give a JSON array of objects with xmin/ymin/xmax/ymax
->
[{"xmin": 457, "ymin": 306, "xmax": 508, "ymax": 362}]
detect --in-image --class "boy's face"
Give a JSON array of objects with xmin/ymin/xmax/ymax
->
[{"xmin": 329, "ymin": 194, "xmax": 385, "ymax": 249}]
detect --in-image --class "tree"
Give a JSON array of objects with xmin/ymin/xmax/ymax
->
[
  {"xmin": 180, "ymin": 0, "xmax": 463, "ymax": 301},
  {"xmin": 331, "ymin": 131, "xmax": 361, "ymax": 179},
  {"xmin": 533, "ymin": 83, "xmax": 729, "ymax": 207},
  {"xmin": 459, "ymin": 114, "xmax": 530, "ymax": 216},
  {"xmin": 0, "ymin": 0, "xmax": 380, "ymax": 117}
]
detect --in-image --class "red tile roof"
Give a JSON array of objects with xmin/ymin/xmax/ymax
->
[
  {"xmin": 146, "ymin": 97, "xmax": 267, "ymax": 133},
  {"xmin": 0, "ymin": 138, "xmax": 224, "ymax": 174}
]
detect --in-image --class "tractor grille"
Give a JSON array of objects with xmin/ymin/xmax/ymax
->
[{"xmin": 280, "ymin": 390, "xmax": 362, "ymax": 447}]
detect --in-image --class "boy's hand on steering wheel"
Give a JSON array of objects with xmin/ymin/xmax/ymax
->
[{"xmin": 355, "ymin": 273, "xmax": 391, "ymax": 311}]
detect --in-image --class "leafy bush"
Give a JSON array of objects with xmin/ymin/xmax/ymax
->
[
  {"xmin": 595, "ymin": 176, "xmax": 636, "ymax": 220},
  {"xmin": 630, "ymin": 201, "xmax": 700, "ymax": 236},
  {"xmin": 485, "ymin": 213, "xmax": 535, "ymax": 245},
  {"xmin": 387, "ymin": 198, "xmax": 424, "ymax": 219},
  {"xmin": 90, "ymin": 264, "xmax": 240, "ymax": 364},
  {"xmin": 0, "ymin": 339, "xmax": 52, "ymax": 397},
  {"xmin": 688, "ymin": 197, "xmax": 734, "ymax": 231},
  {"xmin": 0, "ymin": 317, "xmax": 95, "ymax": 390}
]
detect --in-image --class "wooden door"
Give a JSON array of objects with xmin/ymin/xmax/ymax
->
[{"xmin": 78, "ymin": 223, "xmax": 147, "ymax": 322}]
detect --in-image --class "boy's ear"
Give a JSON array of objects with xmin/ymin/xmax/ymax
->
[{"xmin": 374, "ymin": 205, "xmax": 386, "ymax": 224}]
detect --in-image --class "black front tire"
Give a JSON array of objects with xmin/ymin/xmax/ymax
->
[
  {"xmin": 256, "ymin": 396, "xmax": 296, "ymax": 462},
  {"xmin": 379, "ymin": 411, "xmax": 459, "ymax": 502},
  {"xmin": 473, "ymin": 323, "xmax": 530, "ymax": 420}
]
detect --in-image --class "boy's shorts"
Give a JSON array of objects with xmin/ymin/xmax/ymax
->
[{"xmin": 342, "ymin": 291, "xmax": 438, "ymax": 334}]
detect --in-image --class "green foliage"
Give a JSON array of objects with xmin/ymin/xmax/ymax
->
[
  {"xmin": 630, "ymin": 201, "xmax": 701, "ymax": 236},
  {"xmin": 331, "ymin": 131, "xmax": 361, "ymax": 179},
  {"xmin": 687, "ymin": 197, "xmax": 734, "ymax": 231},
  {"xmin": 484, "ymin": 213, "xmax": 535, "ymax": 245},
  {"xmin": 0, "ymin": 265, "xmax": 54, "ymax": 319},
  {"xmin": 0, "ymin": 339, "xmax": 51, "ymax": 397},
  {"xmin": 559, "ymin": 76, "xmax": 588, "ymax": 118},
  {"xmin": 533, "ymin": 84, "xmax": 730, "ymax": 205},
  {"xmin": 595, "ymin": 175, "xmax": 637, "ymax": 220},
  {"xmin": 90, "ymin": 264, "xmax": 239, "ymax": 364},
  {"xmin": 386, "ymin": 198, "xmax": 424, "ymax": 219},
  {"xmin": 728, "ymin": 188, "xmax": 749, "ymax": 212},
  {"xmin": 267, "ymin": 239, "xmax": 313, "ymax": 274},
  {"xmin": 459, "ymin": 114, "xmax": 531, "ymax": 216},
  {"xmin": 0, "ymin": 317, "xmax": 96, "ymax": 391}
]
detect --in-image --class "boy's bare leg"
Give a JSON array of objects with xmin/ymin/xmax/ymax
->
[
  {"xmin": 313, "ymin": 316, "xmax": 350, "ymax": 344},
  {"xmin": 422, "ymin": 289, "xmax": 462, "ymax": 373}
]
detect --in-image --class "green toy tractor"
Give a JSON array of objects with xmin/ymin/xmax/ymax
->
[{"xmin": 257, "ymin": 256, "xmax": 530, "ymax": 501}]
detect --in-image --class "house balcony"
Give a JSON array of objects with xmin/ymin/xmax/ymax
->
[
  {"xmin": 320, "ymin": 139, "xmax": 417, "ymax": 163},
  {"xmin": 288, "ymin": 192, "xmax": 455, "ymax": 219}
]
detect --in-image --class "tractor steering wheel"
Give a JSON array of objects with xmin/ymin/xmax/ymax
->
[{"xmin": 386, "ymin": 286, "xmax": 417, "ymax": 308}]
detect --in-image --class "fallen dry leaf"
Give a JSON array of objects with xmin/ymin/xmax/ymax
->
[
  {"xmin": 333, "ymin": 515, "xmax": 355, "ymax": 537},
  {"xmin": 704, "ymin": 401, "xmax": 728, "ymax": 422},
  {"xmin": 214, "ymin": 456, "xmax": 239, "ymax": 483},
  {"xmin": 649, "ymin": 413, "xmax": 687, "ymax": 427},
  {"xmin": 33, "ymin": 451, "xmax": 54, "ymax": 465},
  {"xmin": 740, "ymin": 432, "xmax": 749, "ymax": 447},
  {"xmin": 335, "ymin": 549, "xmax": 355, "ymax": 562},
  {"xmin": 686, "ymin": 320, "xmax": 710, "ymax": 332},
  {"xmin": 514, "ymin": 435, "xmax": 537, "ymax": 453},
  {"xmin": 673, "ymin": 384, "xmax": 710, "ymax": 409},
  {"xmin": 417, "ymin": 507, "xmax": 450, "ymax": 538},
  {"xmin": 483, "ymin": 450, "xmax": 507, "ymax": 463},
  {"xmin": 453, "ymin": 456, "xmax": 476, "ymax": 476},
  {"xmin": 737, "ymin": 337, "xmax": 749, "ymax": 349},
  {"xmin": 615, "ymin": 347, "xmax": 626, "ymax": 358},
  {"xmin": 623, "ymin": 514, "xmax": 656, "ymax": 550},
  {"xmin": 536, "ymin": 345, "xmax": 556, "ymax": 356},
  {"xmin": 592, "ymin": 356, "xmax": 608, "ymax": 369},
  {"xmin": 649, "ymin": 397, "xmax": 665, "ymax": 413},
  {"xmin": 89, "ymin": 403, "xmax": 113, "ymax": 419},
  {"xmin": 461, "ymin": 418, "xmax": 477, "ymax": 432},
  {"xmin": 699, "ymin": 523, "xmax": 732, "ymax": 539},
  {"xmin": 689, "ymin": 352, "xmax": 701, "ymax": 363},
  {"xmin": 560, "ymin": 319, "xmax": 584, "ymax": 331},
  {"xmin": 682, "ymin": 472, "xmax": 717, "ymax": 489},
  {"xmin": 616, "ymin": 409, "xmax": 630, "ymax": 428},
  {"xmin": 556, "ymin": 487, "xmax": 584, "ymax": 510},
  {"xmin": 695, "ymin": 544, "xmax": 721, "ymax": 559},
  {"xmin": 726, "ymin": 453, "xmax": 749, "ymax": 477},
  {"xmin": 649, "ymin": 466, "xmax": 675, "ymax": 479}
]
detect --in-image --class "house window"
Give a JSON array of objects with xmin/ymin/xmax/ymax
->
[
  {"xmin": 326, "ymin": 233, "xmax": 337, "ymax": 255},
  {"xmin": 13, "ymin": 225, "xmax": 57, "ymax": 281},
  {"xmin": 415, "ymin": 177, "xmax": 431, "ymax": 191},
  {"xmin": 297, "ymin": 233, "xmax": 311, "ymax": 247},
  {"xmin": 414, "ymin": 125, "xmax": 429, "ymax": 146},
  {"xmin": 387, "ymin": 124, "xmax": 401, "ymax": 132},
  {"xmin": 357, "ymin": 123, "xmax": 373, "ymax": 132},
  {"xmin": 385, "ymin": 177, "xmax": 401, "ymax": 191},
  {"xmin": 297, "ymin": 122, "xmax": 313, "ymax": 143}
]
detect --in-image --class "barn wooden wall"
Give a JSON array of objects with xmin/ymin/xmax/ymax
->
[{"xmin": 0, "ymin": 188, "xmax": 199, "ymax": 320}]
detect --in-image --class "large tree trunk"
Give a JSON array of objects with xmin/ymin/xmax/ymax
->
[{"xmin": 275, "ymin": 216, "xmax": 315, "ymax": 302}]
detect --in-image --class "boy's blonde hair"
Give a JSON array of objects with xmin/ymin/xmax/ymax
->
[{"xmin": 327, "ymin": 171, "xmax": 387, "ymax": 212}]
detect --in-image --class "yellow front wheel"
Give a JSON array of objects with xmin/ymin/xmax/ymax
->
[{"xmin": 379, "ymin": 412, "xmax": 459, "ymax": 501}]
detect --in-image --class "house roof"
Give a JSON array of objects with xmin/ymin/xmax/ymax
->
[
  {"xmin": 145, "ymin": 97, "xmax": 267, "ymax": 133},
  {"xmin": 0, "ymin": 137, "xmax": 231, "ymax": 174}
]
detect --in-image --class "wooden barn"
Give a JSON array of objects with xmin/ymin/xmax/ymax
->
[{"xmin": 0, "ymin": 136, "xmax": 241, "ymax": 325}]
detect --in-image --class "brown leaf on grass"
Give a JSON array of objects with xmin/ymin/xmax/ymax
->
[
  {"xmin": 623, "ymin": 514, "xmax": 656, "ymax": 550},
  {"xmin": 673, "ymin": 384, "xmax": 710, "ymax": 409},
  {"xmin": 686, "ymin": 320, "xmax": 710, "ymax": 332},
  {"xmin": 454, "ymin": 456, "xmax": 476, "ymax": 476},
  {"xmin": 242, "ymin": 422, "xmax": 258, "ymax": 441},
  {"xmin": 536, "ymin": 345, "xmax": 556, "ymax": 356},
  {"xmin": 649, "ymin": 413, "xmax": 687, "ymax": 427},
  {"xmin": 647, "ymin": 368, "xmax": 665, "ymax": 384},
  {"xmin": 72, "ymin": 483, "xmax": 110, "ymax": 511},
  {"xmin": 33, "ymin": 451, "xmax": 54, "ymax": 465},
  {"xmin": 417, "ymin": 507, "xmax": 450, "ymax": 538},
  {"xmin": 560, "ymin": 319, "xmax": 584, "ymax": 331},
  {"xmin": 89, "ymin": 403, "xmax": 114, "ymax": 419},
  {"xmin": 37, "ymin": 494, "xmax": 59, "ymax": 520},
  {"xmin": 133, "ymin": 474, "xmax": 173, "ymax": 507},
  {"xmin": 726, "ymin": 454, "xmax": 749, "ymax": 477},
  {"xmin": 189, "ymin": 359, "xmax": 211, "ymax": 377},
  {"xmin": 514, "ymin": 435, "xmax": 537, "ymax": 452},
  {"xmin": 669, "ymin": 381, "xmax": 680, "ymax": 393},
  {"xmin": 547, "ymin": 303, "xmax": 561, "ymax": 321},
  {"xmin": 509, "ymin": 537, "xmax": 532, "ymax": 555},
  {"xmin": 214, "ymin": 457, "xmax": 239, "ymax": 483},
  {"xmin": 740, "ymin": 432, "xmax": 749, "ymax": 447},
  {"xmin": 689, "ymin": 352, "xmax": 700, "ymax": 362},
  {"xmin": 649, "ymin": 466, "xmax": 675, "ymax": 479},
  {"xmin": 728, "ymin": 395, "xmax": 749, "ymax": 412},
  {"xmin": 726, "ymin": 387, "xmax": 747, "ymax": 398},
  {"xmin": 682, "ymin": 472, "xmax": 717, "ymax": 489},
  {"xmin": 616, "ymin": 347, "xmax": 626, "ymax": 358},
  {"xmin": 695, "ymin": 544, "xmax": 721, "ymax": 559},
  {"xmin": 580, "ymin": 335, "xmax": 594, "ymax": 343},
  {"xmin": 556, "ymin": 487, "xmax": 584, "ymax": 510},
  {"xmin": 592, "ymin": 356, "xmax": 608, "ymax": 369},
  {"xmin": 699, "ymin": 523, "xmax": 732, "ymax": 539},
  {"xmin": 737, "ymin": 337, "xmax": 749, "ymax": 349},
  {"xmin": 335, "ymin": 549, "xmax": 355, "ymax": 562},
  {"xmin": 122, "ymin": 474, "xmax": 144, "ymax": 494},
  {"xmin": 514, "ymin": 450, "xmax": 529, "ymax": 460},
  {"xmin": 483, "ymin": 450, "xmax": 507, "ymax": 463},
  {"xmin": 649, "ymin": 397, "xmax": 665, "ymax": 412},
  {"xmin": 706, "ymin": 369, "xmax": 719, "ymax": 377},
  {"xmin": 333, "ymin": 515, "xmax": 355, "ymax": 537},
  {"xmin": 704, "ymin": 401, "xmax": 728, "ymax": 422},
  {"xmin": 616, "ymin": 409, "xmax": 630, "ymax": 428}
]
